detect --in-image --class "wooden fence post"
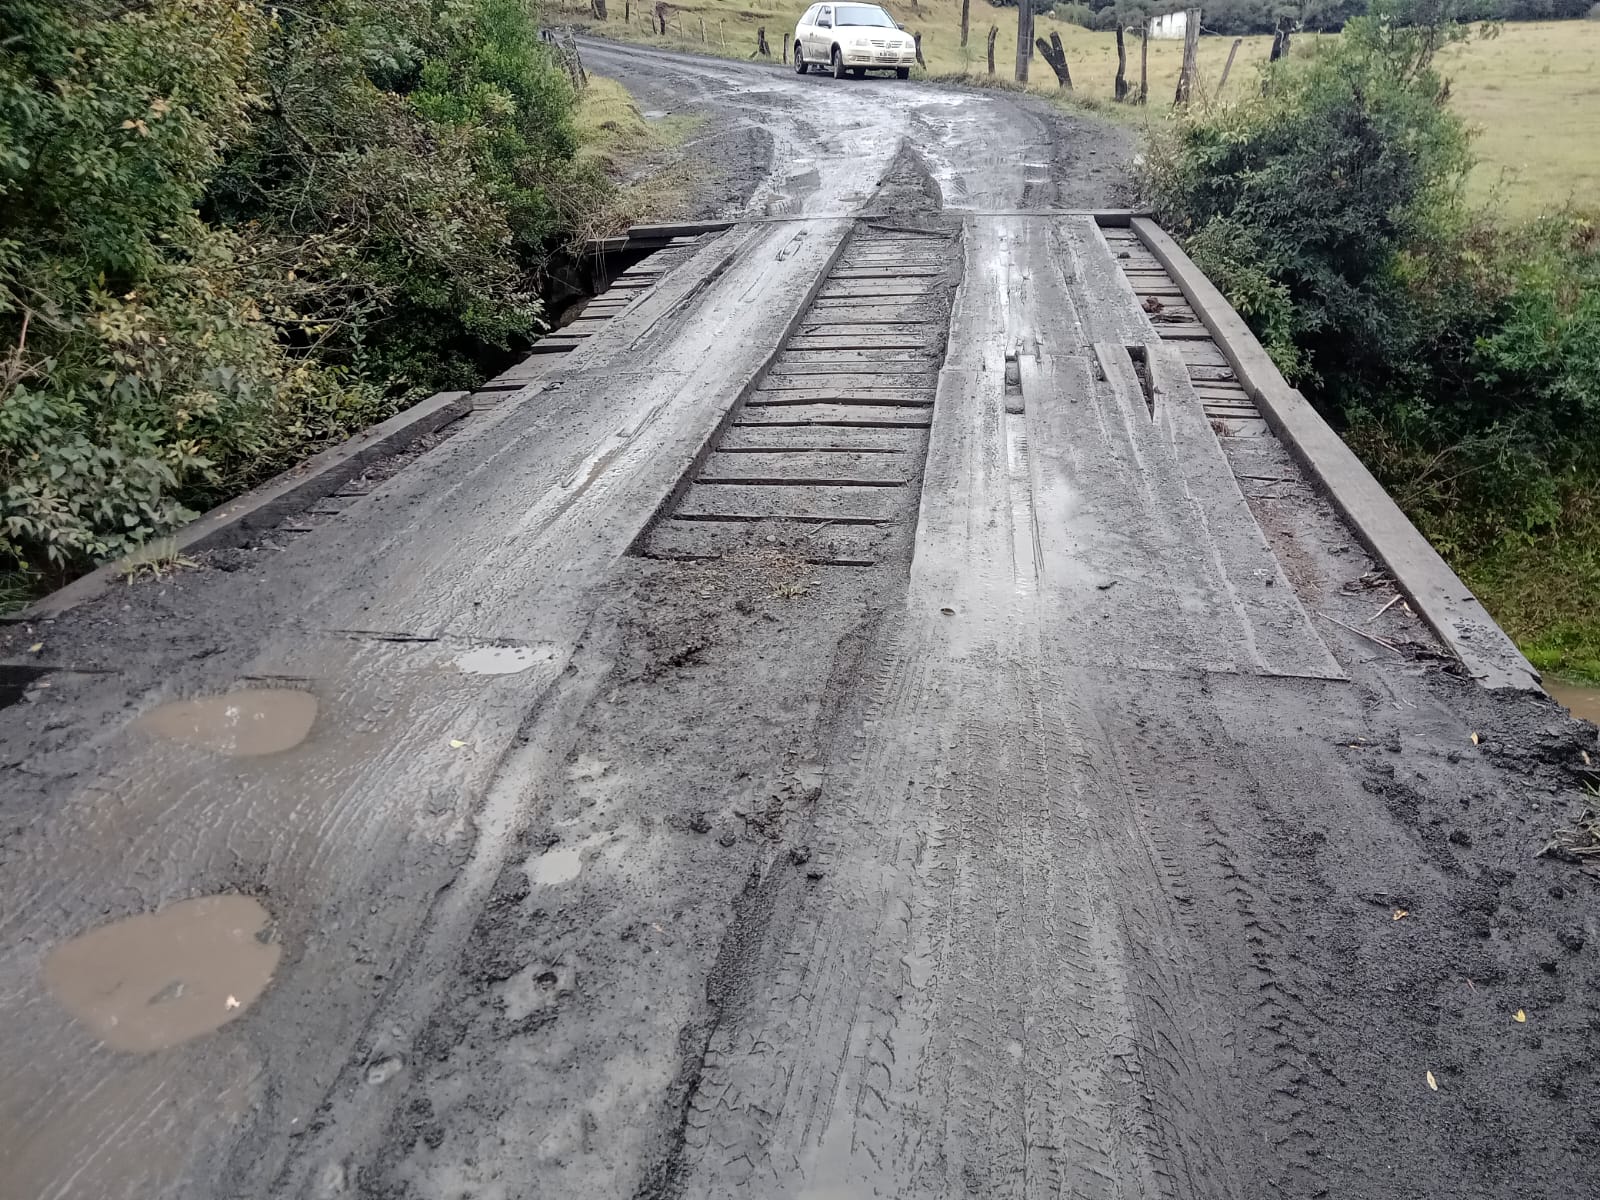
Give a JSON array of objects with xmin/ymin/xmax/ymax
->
[
  {"xmin": 1269, "ymin": 15, "xmax": 1292, "ymax": 62},
  {"xmin": 960, "ymin": 0, "xmax": 970, "ymax": 47},
  {"xmin": 757, "ymin": 26, "xmax": 770, "ymax": 57},
  {"xmin": 915, "ymin": 32, "xmax": 925, "ymax": 66},
  {"xmin": 1174, "ymin": 8, "xmax": 1200, "ymax": 106},
  {"xmin": 1036, "ymin": 31, "xmax": 1071, "ymax": 89},
  {"xmin": 986, "ymin": 25, "xmax": 997, "ymax": 76},
  {"xmin": 1138, "ymin": 21, "xmax": 1149, "ymax": 105},
  {"xmin": 1014, "ymin": 0, "xmax": 1031, "ymax": 83},
  {"xmin": 590, "ymin": 0, "xmax": 607, "ymax": 19},
  {"xmin": 1114, "ymin": 24, "xmax": 1128, "ymax": 101},
  {"xmin": 1218, "ymin": 36, "xmax": 1242, "ymax": 92}
]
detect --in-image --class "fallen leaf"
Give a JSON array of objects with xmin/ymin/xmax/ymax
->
[
  {"xmin": 225, "ymin": 995, "xmax": 240, "ymax": 1010},
  {"xmin": 1514, "ymin": 1009, "xmax": 1527, "ymax": 1023},
  {"xmin": 27, "ymin": 642, "xmax": 43, "ymax": 653},
  {"xmin": 1426, "ymin": 1070, "xmax": 1438, "ymax": 1091},
  {"xmin": 1393, "ymin": 909, "xmax": 1409, "ymax": 921},
  {"xmin": 940, "ymin": 606, "xmax": 955, "ymax": 616},
  {"xmin": 1583, "ymin": 750, "xmax": 1592, "ymax": 766},
  {"xmin": 449, "ymin": 739, "xmax": 467, "ymax": 749},
  {"xmin": 1470, "ymin": 732, "xmax": 1480, "ymax": 745}
]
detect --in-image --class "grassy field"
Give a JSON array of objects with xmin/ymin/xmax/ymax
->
[{"xmin": 564, "ymin": 4, "xmax": 1600, "ymax": 220}]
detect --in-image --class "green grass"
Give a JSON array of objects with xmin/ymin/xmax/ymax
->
[
  {"xmin": 1462, "ymin": 525, "xmax": 1600, "ymax": 684},
  {"xmin": 568, "ymin": 5, "xmax": 1600, "ymax": 221},
  {"xmin": 571, "ymin": 74, "xmax": 705, "ymax": 236},
  {"xmin": 1439, "ymin": 22, "xmax": 1600, "ymax": 220}
]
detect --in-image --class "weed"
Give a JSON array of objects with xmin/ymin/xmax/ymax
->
[{"xmin": 118, "ymin": 539, "xmax": 198, "ymax": 584}]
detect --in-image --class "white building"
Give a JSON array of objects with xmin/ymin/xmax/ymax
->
[{"xmin": 1149, "ymin": 11, "xmax": 1189, "ymax": 39}]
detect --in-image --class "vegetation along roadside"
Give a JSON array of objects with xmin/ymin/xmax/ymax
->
[
  {"xmin": 0, "ymin": 0, "xmax": 658, "ymax": 609},
  {"xmin": 1138, "ymin": 0, "xmax": 1600, "ymax": 685}
]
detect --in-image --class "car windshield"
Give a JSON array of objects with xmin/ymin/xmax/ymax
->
[{"xmin": 834, "ymin": 4, "xmax": 895, "ymax": 27}]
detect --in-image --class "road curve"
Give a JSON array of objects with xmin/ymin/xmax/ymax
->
[{"xmin": 0, "ymin": 38, "xmax": 1595, "ymax": 1200}]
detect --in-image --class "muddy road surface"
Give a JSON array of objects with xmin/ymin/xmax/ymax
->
[{"xmin": 3, "ymin": 41, "xmax": 1598, "ymax": 1200}]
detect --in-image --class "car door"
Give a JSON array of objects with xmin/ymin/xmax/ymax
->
[
  {"xmin": 810, "ymin": 5, "xmax": 833, "ymax": 59},
  {"xmin": 798, "ymin": 5, "xmax": 818, "ymax": 57}
]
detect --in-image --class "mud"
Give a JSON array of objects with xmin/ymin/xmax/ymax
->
[
  {"xmin": 133, "ymin": 688, "xmax": 318, "ymax": 757},
  {"xmin": 0, "ymin": 38, "xmax": 1595, "ymax": 1200},
  {"xmin": 43, "ymin": 894, "xmax": 280, "ymax": 1053}
]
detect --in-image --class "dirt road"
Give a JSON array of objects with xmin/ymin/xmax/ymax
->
[{"xmin": 1, "ymin": 42, "xmax": 1596, "ymax": 1200}]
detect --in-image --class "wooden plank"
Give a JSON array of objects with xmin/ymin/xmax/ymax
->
[
  {"xmin": 700, "ymin": 450, "xmax": 910, "ymax": 485},
  {"xmin": 819, "ymin": 280, "xmax": 941, "ymax": 298},
  {"xmin": 718, "ymin": 425, "xmax": 926, "ymax": 453},
  {"xmin": 675, "ymin": 482, "xmax": 903, "ymax": 523},
  {"xmin": 776, "ymin": 349, "xmax": 935, "ymax": 366},
  {"xmin": 786, "ymin": 337, "xmax": 935, "ymax": 352},
  {"xmin": 794, "ymin": 322, "xmax": 932, "ymax": 338},
  {"xmin": 1178, "ymin": 342, "xmax": 1231, "ymax": 367},
  {"xmin": 735, "ymin": 404, "xmax": 933, "ymax": 428},
  {"xmin": 746, "ymin": 391, "xmax": 933, "ymax": 408},
  {"xmin": 1193, "ymin": 385, "xmax": 1252, "ymax": 402},
  {"xmin": 761, "ymin": 370, "xmax": 939, "ymax": 389},
  {"xmin": 805, "ymin": 302, "xmax": 932, "ymax": 320}
]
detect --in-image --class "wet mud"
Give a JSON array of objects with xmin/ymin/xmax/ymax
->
[
  {"xmin": 43, "ymin": 894, "xmax": 280, "ymax": 1053},
  {"xmin": 133, "ymin": 688, "xmax": 318, "ymax": 757}
]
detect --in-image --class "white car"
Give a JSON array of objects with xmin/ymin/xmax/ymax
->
[{"xmin": 793, "ymin": 4, "xmax": 916, "ymax": 79}]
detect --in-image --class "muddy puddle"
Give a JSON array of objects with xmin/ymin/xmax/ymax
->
[
  {"xmin": 528, "ymin": 845, "xmax": 584, "ymax": 886},
  {"xmin": 454, "ymin": 645, "xmax": 554, "ymax": 676},
  {"xmin": 43, "ymin": 895, "xmax": 280, "ymax": 1053},
  {"xmin": 1548, "ymin": 680, "xmax": 1600, "ymax": 729},
  {"xmin": 134, "ymin": 688, "xmax": 317, "ymax": 756}
]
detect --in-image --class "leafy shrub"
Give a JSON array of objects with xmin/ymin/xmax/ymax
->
[
  {"xmin": 1, "ymin": 0, "xmax": 597, "ymax": 592},
  {"xmin": 0, "ymin": 0, "xmax": 363, "ymax": 574},
  {"xmin": 207, "ymin": 0, "xmax": 594, "ymax": 394},
  {"xmin": 1141, "ymin": 2, "xmax": 1474, "ymax": 403}
]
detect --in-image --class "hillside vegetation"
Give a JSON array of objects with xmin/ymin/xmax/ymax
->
[{"xmin": 0, "ymin": 0, "xmax": 607, "ymax": 602}]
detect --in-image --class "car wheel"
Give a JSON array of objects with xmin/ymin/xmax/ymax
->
[
  {"xmin": 831, "ymin": 47, "xmax": 846, "ymax": 79},
  {"xmin": 794, "ymin": 43, "xmax": 807, "ymax": 73},
  {"xmin": 896, "ymin": 67, "xmax": 910, "ymax": 80}
]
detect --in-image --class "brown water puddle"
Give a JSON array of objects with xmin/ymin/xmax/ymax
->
[
  {"xmin": 43, "ymin": 895, "xmax": 281, "ymax": 1053},
  {"xmin": 134, "ymin": 688, "xmax": 317, "ymax": 756},
  {"xmin": 1548, "ymin": 680, "xmax": 1600, "ymax": 728}
]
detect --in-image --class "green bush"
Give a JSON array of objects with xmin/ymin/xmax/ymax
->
[
  {"xmin": 1, "ymin": 0, "xmax": 597, "ymax": 592},
  {"xmin": 208, "ymin": 0, "xmax": 596, "ymax": 393},
  {"xmin": 1141, "ymin": 2, "xmax": 1475, "ymax": 402}
]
